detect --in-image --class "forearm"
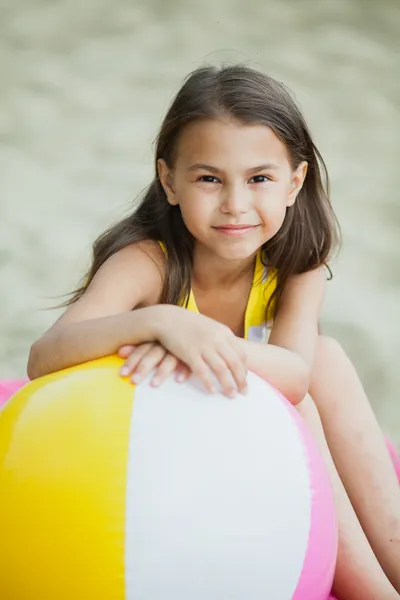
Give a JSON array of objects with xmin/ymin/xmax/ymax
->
[
  {"xmin": 27, "ymin": 308, "xmax": 160, "ymax": 379},
  {"xmin": 237, "ymin": 338, "xmax": 310, "ymax": 405}
]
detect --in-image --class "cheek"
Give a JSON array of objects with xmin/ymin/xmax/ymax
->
[
  {"xmin": 264, "ymin": 206, "xmax": 287, "ymax": 234},
  {"xmin": 178, "ymin": 193, "xmax": 213, "ymax": 230},
  {"xmin": 255, "ymin": 194, "xmax": 289, "ymax": 239},
  {"xmin": 256, "ymin": 187, "xmax": 289, "ymax": 221}
]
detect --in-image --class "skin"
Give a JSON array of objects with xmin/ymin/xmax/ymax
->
[
  {"xmin": 114, "ymin": 118, "xmax": 400, "ymax": 597},
  {"xmin": 158, "ymin": 116, "xmax": 307, "ymax": 277},
  {"xmin": 28, "ymin": 117, "xmax": 400, "ymax": 597},
  {"xmin": 29, "ymin": 117, "xmax": 312, "ymax": 403},
  {"xmin": 122, "ymin": 117, "xmax": 320, "ymax": 392}
]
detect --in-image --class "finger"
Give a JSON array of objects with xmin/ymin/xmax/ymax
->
[
  {"xmin": 175, "ymin": 362, "xmax": 191, "ymax": 383},
  {"xmin": 119, "ymin": 343, "xmax": 153, "ymax": 376},
  {"xmin": 151, "ymin": 354, "xmax": 179, "ymax": 387},
  {"xmin": 131, "ymin": 345, "xmax": 167, "ymax": 383},
  {"xmin": 219, "ymin": 343, "xmax": 248, "ymax": 395},
  {"xmin": 118, "ymin": 345, "xmax": 136, "ymax": 358},
  {"xmin": 190, "ymin": 358, "xmax": 220, "ymax": 395},
  {"xmin": 224, "ymin": 334, "xmax": 248, "ymax": 370},
  {"xmin": 236, "ymin": 342, "xmax": 248, "ymax": 367},
  {"xmin": 201, "ymin": 351, "xmax": 238, "ymax": 398}
]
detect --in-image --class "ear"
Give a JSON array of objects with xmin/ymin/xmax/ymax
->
[
  {"xmin": 157, "ymin": 159, "xmax": 178, "ymax": 206},
  {"xmin": 287, "ymin": 161, "xmax": 308, "ymax": 207}
]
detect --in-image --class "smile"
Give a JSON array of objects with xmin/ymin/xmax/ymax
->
[{"xmin": 212, "ymin": 225, "xmax": 259, "ymax": 237}]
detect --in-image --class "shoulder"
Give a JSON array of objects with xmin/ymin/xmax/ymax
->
[
  {"xmin": 91, "ymin": 240, "xmax": 166, "ymax": 307},
  {"xmin": 284, "ymin": 266, "xmax": 327, "ymax": 291},
  {"xmin": 278, "ymin": 266, "xmax": 327, "ymax": 314},
  {"xmin": 110, "ymin": 239, "xmax": 166, "ymax": 276},
  {"xmin": 54, "ymin": 241, "xmax": 166, "ymax": 328}
]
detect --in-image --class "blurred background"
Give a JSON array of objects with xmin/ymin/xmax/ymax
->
[{"xmin": 1, "ymin": 0, "xmax": 399, "ymax": 439}]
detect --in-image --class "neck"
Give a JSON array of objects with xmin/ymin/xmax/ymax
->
[{"xmin": 192, "ymin": 244, "xmax": 257, "ymax": 290}]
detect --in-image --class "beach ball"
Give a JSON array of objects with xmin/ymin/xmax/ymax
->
[
  {"xmin": 0, "ymin": 356, "xmax": 337, "ymax": 600},
  {"xmin": 0, "ymin": 378, "xmax": 28, "ymax": 409}
]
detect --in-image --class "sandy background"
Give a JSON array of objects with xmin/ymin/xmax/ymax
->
[{"xmin": 1, "ymin": 0, "xmax": 399, "ymax": 439}]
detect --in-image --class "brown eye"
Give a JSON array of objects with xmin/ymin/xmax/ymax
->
[
  {"xmin": 249, "ymin": 175, "xmax": 271, "ymax": 183},
  {"xmin": 198, "ymin": 175, "xmax": 220, "ymax": 183}
]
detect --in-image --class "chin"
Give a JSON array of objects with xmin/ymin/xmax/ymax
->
[{"xmin": 215, "ymin": 242, "xmax": 259, "ymax": 261}]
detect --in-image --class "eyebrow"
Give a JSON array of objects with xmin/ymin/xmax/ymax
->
[{"xmin": 187, "ymin": 163, "xmax": 280, "ymax": 173}]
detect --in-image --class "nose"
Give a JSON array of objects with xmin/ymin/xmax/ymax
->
[{"xmin": 220, "ymin": 183, "xmax": 250, "ymax": 216}]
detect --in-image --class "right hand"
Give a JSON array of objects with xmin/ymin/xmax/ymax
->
[
  {"xmin": 118, "ymin": 342, "xmax": 191, "ymax": 386},
  {"xmin": 152, "ymin": 305, "xmax": 248, "ymax": 398}
]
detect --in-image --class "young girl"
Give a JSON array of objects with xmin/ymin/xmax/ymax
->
[{"xmin": 28, "ymin": 65, "xmax": 400, "ymax": 599}]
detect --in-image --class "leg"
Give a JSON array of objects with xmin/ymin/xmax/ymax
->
[
  {"xmin": 310, "ymin": 336, "xmax": 400, "ymax": 592},
  {"xmin": 297, "ymin": 395, "xmax": 398, "ymax": 599}
]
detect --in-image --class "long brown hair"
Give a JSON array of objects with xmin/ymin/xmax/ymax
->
[{"xmin": 66, "ymin": 64, "xmax": 340, "ymax": 315}]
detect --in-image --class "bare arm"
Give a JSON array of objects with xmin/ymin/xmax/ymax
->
[
  {"xmin": 28, "ymin": 309, "xmax": 164, "ymax": 379},
  {"xmin": 27, "ymin": 242, "xmax": 166, "ymax": 379},
  {"xmin": 268, "ymin": 266, "xmax": 326, "ymax": 365},
  {"xmin": 238, "ymin": 267, "xmax": 326, "ymax": 405},
  {"xmin": 237, "ymin": 339, "xmax": 310, "ymax": 405}
]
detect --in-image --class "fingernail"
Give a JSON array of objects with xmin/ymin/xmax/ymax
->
[
  {"xmin": 209, "ymin": 386, "xmax": 217, "ymax": 394},
  {"xmin": 176, "ymin": 373, "xmax": 186, "ymax": 382},
  {"xmin": 131, "ymin": 374, "xmax": 141, "ymax": 383},
  {"xmin": 241, "ymin": 386, "xmax": 249, "ymax": 395},
  {"xmin": 151, "ymin": 377, "xmax": 160, "ymax": 386},
  {"xmin": 120, "ymin": 367, "xmax": 129, "ymax": 376},
  {"xmin": 229, "ymin": 389, "xmax": 237, "ymax": 399}
]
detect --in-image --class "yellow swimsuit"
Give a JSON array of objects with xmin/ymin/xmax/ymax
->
[{"xmin": 159, "ymin": 242, "xmax": 277, "ymax": 342}]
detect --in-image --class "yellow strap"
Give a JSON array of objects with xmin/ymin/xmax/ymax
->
[{"xmin": 157, "ymin": 241, "xmax": 276, "ymax": 334}]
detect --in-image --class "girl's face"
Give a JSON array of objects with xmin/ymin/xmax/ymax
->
[{"xmin": 158, "ymin": 117, "xmax": 307, "ymax": 262}]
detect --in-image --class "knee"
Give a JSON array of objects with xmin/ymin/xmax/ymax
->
[
  {"xmin": 314, "ymin": 335, "xmax": 353, "ymax": 375},
  {"xmin": 316, "ymin": 335, "xmax": 345, "ymax": 361},
  {"xmin": 312, "ymin": 335, "xmax": 355, "ymax": 391}
]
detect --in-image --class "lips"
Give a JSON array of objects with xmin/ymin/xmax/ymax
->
[
  {"xmin": 213, "ymin": 225, "xmax": 258, "ymax": 230},
  {"xmin": 212, "ymin": 224, "xmax": 259, "ymax": 237}
]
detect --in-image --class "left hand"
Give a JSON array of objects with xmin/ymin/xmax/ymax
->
[{"xmin": 118, "ymin": 343, "xmax": 191, "ymax": 387}]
